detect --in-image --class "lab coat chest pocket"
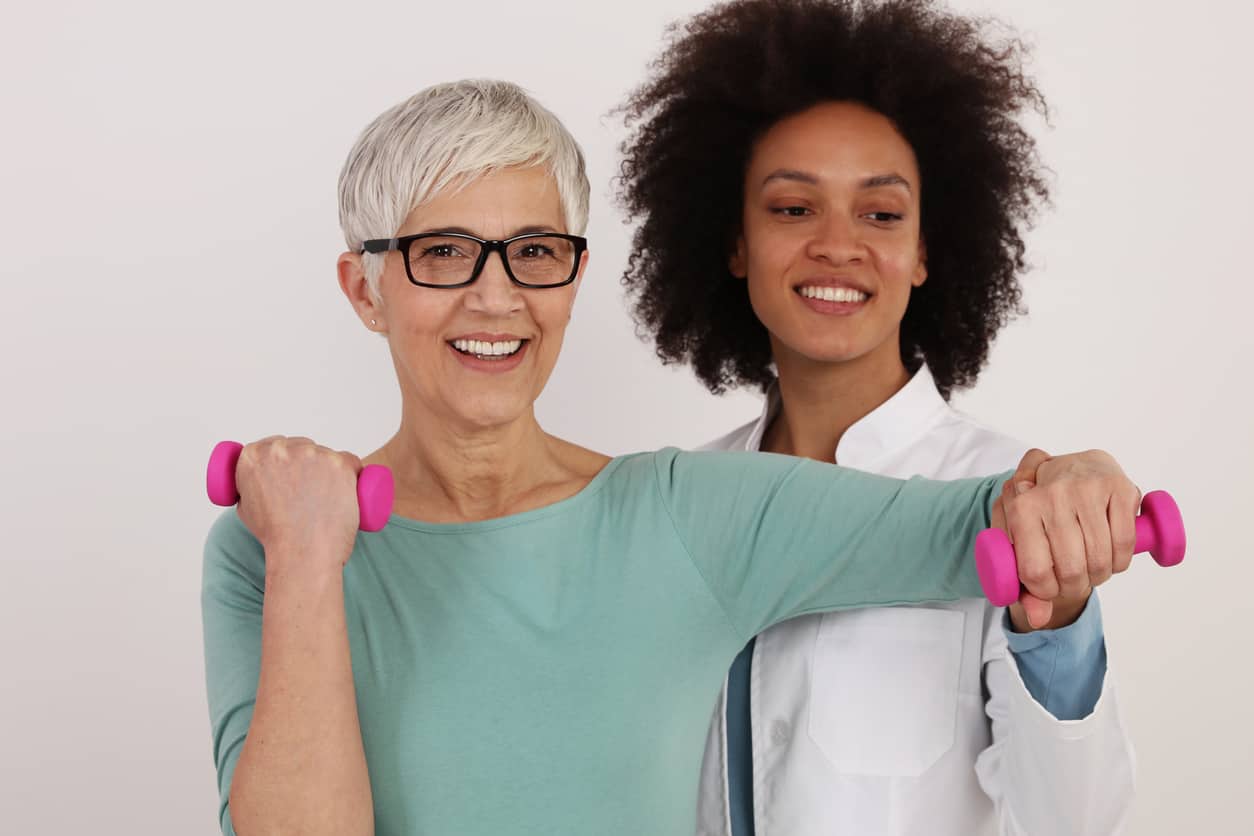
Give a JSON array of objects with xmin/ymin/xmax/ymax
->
[{"xmin": 807, "ymin": 606, "xmax": 965, "ymax": 777}]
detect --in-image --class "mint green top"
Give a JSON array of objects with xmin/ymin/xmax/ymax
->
[{"xmin": 202, "ymin": 448, "xmax": 1007, "ymax": 835}]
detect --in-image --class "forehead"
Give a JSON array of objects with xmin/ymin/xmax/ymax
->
[
  {"xmin": 400, "ymin": 165, "xmax": 566, "ymax": 235},
  {"xmin": 749, "ymin": 101, "xmax": 920, "ymax": 185}
]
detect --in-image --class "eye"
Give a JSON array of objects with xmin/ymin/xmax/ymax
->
[
  {"xmin": 769, "ymin": 205, "xmax": 813, "ymax": 218},
  {"xmin": 516, "ymin": 243, "xmax": 556, "ymax": 259},
  {"xmin": 419, "ymin": 243, "xmax": 473, "ymax": 258},
  {"xmin": 864, "ymin": 212, "xmax": 904, "ymax": 223}
]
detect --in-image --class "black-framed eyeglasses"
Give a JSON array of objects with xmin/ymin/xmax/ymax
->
[{"xmin": 360, "ymin": 231, "xmax": 587, "ymax": 288}]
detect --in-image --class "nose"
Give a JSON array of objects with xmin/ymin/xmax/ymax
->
[
  {"xmin": 805, "ymin": 212, "xmax": 865, "ymax": 267},
  {"xmin": 464, "ymin": 249, "xmax": 524, "ymax": 315}
]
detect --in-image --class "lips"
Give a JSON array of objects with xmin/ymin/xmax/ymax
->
[
  {"xmin": 792, "ymin": 278, "xmax": 872, "ymax": 318},
  {"xmin": 449, "ymin": 338, "xmax": 526, "ymax": 358},
  {"xmin": 793, "ymin": 276, "xmax": 873, "ymax": 298},
  {"xmin": 447, "ymin": 338, "xmax": 531, "ymax": 373}
]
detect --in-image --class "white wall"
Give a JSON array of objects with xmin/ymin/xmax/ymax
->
[{"xmin": 1, "ymin": 0, "xmax": 1250, "ymax": 832}]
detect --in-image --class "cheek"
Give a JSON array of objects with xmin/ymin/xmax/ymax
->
[
  {"xmin": 872, "ymin": 244, "xmax": 923, "ymax": 292},
  {"xmin": 744, "ymin": 222, "xmax": 799, "ymax": 269},
  {"xmin": 536, "ymin": 291, "xmax": 577, "ymax": 328},
  {"xmin": 391, "ymin": 299, "xmax": 460, "ymax": 358},
  {"xmin": 743, "ymin": 233, "xmax": 800, "ymax": 295}
]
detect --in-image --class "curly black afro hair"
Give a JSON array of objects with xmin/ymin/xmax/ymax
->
[{"xmin": 617, "ymin": 0, "xmax": 1050, "ymax": 399}]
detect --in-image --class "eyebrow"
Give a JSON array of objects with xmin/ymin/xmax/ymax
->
[
  {"xmin": 761, "ymin": 169, "xmax": 914, "ymax": 194},
  {"xmin": 423, "ymin": 225, "xmax": 561, "ymax": 239}
]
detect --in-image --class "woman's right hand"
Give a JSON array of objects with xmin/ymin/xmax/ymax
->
[{"xmin": 234, "ymin": 435, "xmax": 364, "ymax": 573}]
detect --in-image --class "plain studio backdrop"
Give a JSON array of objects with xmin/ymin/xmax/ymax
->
[{"xmin": 1, "ymin": 0, "xmax": 1250, "ymax": 832}]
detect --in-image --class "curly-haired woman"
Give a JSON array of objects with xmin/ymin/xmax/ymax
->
[{"xmin": 618, "ymin": 1, "xmax": 1136, "ymax": 834}]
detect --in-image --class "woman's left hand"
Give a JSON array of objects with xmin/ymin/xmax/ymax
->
[{"xmin": 991, "ymin": 448, "xmax": 1140, "ymax": 631}]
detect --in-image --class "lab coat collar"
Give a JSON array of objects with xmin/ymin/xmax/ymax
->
[{"xmin": 748, "ymin": 365, "xmax": 950, "ymax": 469}]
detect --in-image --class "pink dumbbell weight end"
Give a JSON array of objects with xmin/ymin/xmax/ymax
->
[
  {"xmin": 975, "ymin": 489, "xmax": 1186, "ymax": 607},
  {"xmin": 206, "ymin": 440, "xmax": 395, "ymax": 532}
]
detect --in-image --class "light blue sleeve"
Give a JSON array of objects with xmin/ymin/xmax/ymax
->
[{"xmin": 1002, "ymin": 591, "xmax": 1108, "ymax": 721}]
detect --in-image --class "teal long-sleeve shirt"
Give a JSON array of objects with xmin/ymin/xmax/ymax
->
[{"xmin": 202, "ymin": 448, "xmax": 1010, "ymax": 836}]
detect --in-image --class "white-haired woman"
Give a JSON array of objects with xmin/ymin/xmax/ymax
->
[{"xmin": 201, "ymin": 80, "xmax": 1142, "ymax": 836}]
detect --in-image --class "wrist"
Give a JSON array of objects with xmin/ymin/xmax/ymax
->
[{"xmin": 263, "ymin": 543, "xmax": 349, "ymax": 590}]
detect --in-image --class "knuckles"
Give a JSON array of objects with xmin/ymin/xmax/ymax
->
[
  {"xmin": 1055, "ymin": 559, "xmax": 1087, "ymax": 582},
  {"xmin": 1018, "ymin": 561, "xmax": 1056, "ymax": 589},
  {"xmin": 238, "ymin": 436, "xmax": 347, "ymax": 476}
]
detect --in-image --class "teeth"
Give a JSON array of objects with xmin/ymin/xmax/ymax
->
[
  {"xmin": 452, "ymin": 339, "xmax": 524, "ymax": 357},
  {"xmin": 799, "ymin": 285, "xmax": 868, "ymax": 303}
]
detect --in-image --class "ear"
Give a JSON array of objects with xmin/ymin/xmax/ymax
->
[
  {"xmin": 912, "ymin": 235, "xmax": 928, "ymax": 287},
  {"xmin": 337, "ymin": 251, "xmax": 386, "ymax": 332},
  {"xmin": 728, "ymin": 233, "xmax": 748, "ymax": 279}
]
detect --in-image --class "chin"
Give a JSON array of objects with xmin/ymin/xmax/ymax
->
[{"xmin": 783, "ymin": 335, "xmax": 868, "ymax": 365}]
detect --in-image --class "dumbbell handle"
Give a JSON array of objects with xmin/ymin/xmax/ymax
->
[
  {"xmin": 975, "ymin": 489, "xmax": 1185, "ymax": 607},
  {"xmin": 206, "ymin": 440, "xmax": 395, "ymax": 532}
]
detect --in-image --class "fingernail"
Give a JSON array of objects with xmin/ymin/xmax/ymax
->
[{"xmin": 1016, "ymin": 480, "xmax": 1034, "ymax": 495}]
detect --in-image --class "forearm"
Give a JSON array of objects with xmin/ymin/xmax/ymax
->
[
  {"xmin": 664, "ymin": 452, "xmax": 1011, "ymax": 634},
  {"xmin": 228, "ymin": 561, "xmax": 373, "ymax": 836}
]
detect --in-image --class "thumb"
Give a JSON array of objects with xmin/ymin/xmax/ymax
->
[
  {"xmin": 997, "ymin": 476, "xmax": 1036, "ymax": 535},
  {"xmin": 1019, "ymin": 591, "xmax": 1054, "ymax": 629},
  {"xmin": 1013, "ymin": 448, "xmax": 1051, "ymax": 487}
]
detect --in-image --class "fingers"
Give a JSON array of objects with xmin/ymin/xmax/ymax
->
[
  {"xmin": 1001, "ymin": 449, "xmax": 1149, "ymax": 632},
  {"xmin": 1109, "ymin": 482, "xmax": 1139, "ymax": 575},
  {"xmin": 1076, "ymin": 486, "xmax": 1114, "ymax": 589},
  {"xmin": 1005, "ymin": 483, "xmax": 1060, "ymax": 603},
  {"xmin": 1044, "ymin": 507, "xmax": 1091, "ymax": 601}
]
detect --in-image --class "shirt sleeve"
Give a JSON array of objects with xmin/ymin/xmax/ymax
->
[
  {"xmin": 1002, "ymin": 592, "xmax": 1108, "ymax": 721},
  {"xmin": 976, "ymin": 600, "xmax": 1135, "ymax": 836},
  {"xmin": 201, "ymin": 509, "xmax": 267, "ymax": 836},
  {"xmin": 652, "ymin": 448, "xmax": 1010, "ymax": 641}
]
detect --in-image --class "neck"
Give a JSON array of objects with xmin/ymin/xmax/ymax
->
[
  {"xmin": 367, "ymin": 397, "xmax": 576, "ymax": 523},
  {"xmin": 762, "ymin": 340, "xmax": 913, "ymax": 462}
]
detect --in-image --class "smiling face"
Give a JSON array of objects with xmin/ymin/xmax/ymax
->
[
  {"xmin": 343, "ymin": 165, "xmax": 587, "ymax": 432},
  {"xmin": 732, "ymin": 101, "xmax": 927, "ymax": 373}
]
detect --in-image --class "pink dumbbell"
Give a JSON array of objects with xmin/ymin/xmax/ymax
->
[
  {"xmin": 206, "ymin": 440, "xmax": 395, "ymax": 532},
  {"xmin": 975, "ymin": 489, "xmax": 1185, "ymax": 607}
]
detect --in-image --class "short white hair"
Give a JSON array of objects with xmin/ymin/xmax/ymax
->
[{"xmin": 337, "ymin": 79, "xmax": 590, "ymax": 295}]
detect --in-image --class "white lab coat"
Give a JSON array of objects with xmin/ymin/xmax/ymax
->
[{"xmin": 695, "ymin": 367, "xmax": 1136, "ymax": 836}]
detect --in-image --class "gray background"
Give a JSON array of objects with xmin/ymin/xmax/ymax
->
[{"xmin": 1, "ymin": 0, "xmax": 1250, "ymax": 832}]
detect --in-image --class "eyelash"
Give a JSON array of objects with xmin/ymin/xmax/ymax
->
[
  {"xmin": 768, "ymin": 207, "xmax": 905, "ymax": 223},
  {"xmin": 770, "ymin": 206, "xmax": 812, "ymax": 218}
]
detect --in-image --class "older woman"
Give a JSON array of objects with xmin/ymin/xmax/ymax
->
[{"xmin": 201, "ymin": 80, "xmax": 1140, "ymax": 836}]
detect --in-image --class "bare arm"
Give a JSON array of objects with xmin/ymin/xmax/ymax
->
[
  {"xmin": 208, "ymin": 436, "xmax": 375, "ymax": 836},
  {"xmin": 227, "ymin": 559, "xmax": 373, "ymax": 836}
]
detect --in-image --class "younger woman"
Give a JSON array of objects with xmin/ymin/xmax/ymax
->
[{"xmin": 619, "ymin": 1, "xmax": 1136, "ymax": 833}]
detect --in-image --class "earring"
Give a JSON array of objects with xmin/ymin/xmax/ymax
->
[{"xmin": 370, "ymin": 319, "xmax": 377, "ymax": 327}]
